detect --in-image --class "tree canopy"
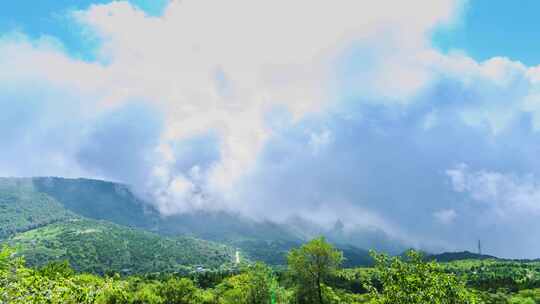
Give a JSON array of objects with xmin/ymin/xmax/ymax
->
[{"xmin": 287, "ymin": 237, "xmax": 344, "ymax": 304}]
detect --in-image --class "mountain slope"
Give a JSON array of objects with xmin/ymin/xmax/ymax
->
[
  {"xmin": 6, "ymin": 218, "xmax": 236, "ymax": 274},
  {"xmin": 0, "ymin": 178, "xmax": 75, "ymax": 239},
  {"xmin": 33, "ymin": 177, "xmax": 156, "ymax": 230},
  {"xmin": 4, "ymin": 177, "xmax": 392, "ymax": 267},
  {"xmin": 426, "ymin": 251, "xmax": 499, "ymax": 262},
  {"xmin": 33, "ymin": 177, "xmax": 300, "ymax": 243}
]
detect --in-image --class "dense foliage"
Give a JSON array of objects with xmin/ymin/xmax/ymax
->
[
  {"xmin": 8, "ymin": 238, "xmax": 540, "ymax": 304},
  {"xmin": 4, "ymin": 219, "xmax": 235, "ymax": 275},
  {"xmin": 442, "ymin": 259, "xmax": 540, "ymax": 296},
  {"xmin": 0, "ymin": 179, "xmax": 74, "ymax": 239},
  {"xmin": 370, "ymin": 250, "xmax": 476, "ymax": 303},
  {"xmin": 288, "ymin": 237, "xmax": 344, "ymax": 304}
]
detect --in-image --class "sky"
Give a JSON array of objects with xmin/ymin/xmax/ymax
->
[
  {"xmin": 2, "ymin": 0, "xmax": 540, "ymax": 258},
  {"xmin": 434, "ymin": 0, "xmax": 540, "ymax": 66}
]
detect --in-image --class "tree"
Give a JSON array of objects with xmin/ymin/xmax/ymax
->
[
  {"xmin": 369, "ymin": 250, "xmax": 477, "ymax": 304},
  {"xmin": 38, "ymin": 260, "xmax": 75, "ymax": 279},
  {"xmin": 215, "ymin": 262, "xmax": 276, "ymax": 304},
  {"xmin": 287, "ymin": 237, "xmax": 343, "ymax": 304},
  {"xmin": 159, "ymin": 277, "xmax": 201, "ymax": 304},
  {"xmin": 245, "ymin": 263, "xmax": 274, "ymax": 304}
]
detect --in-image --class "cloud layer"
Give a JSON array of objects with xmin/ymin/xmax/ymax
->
[{"xmin": 3, "ymin": 0, "xmax": 540, "ymax": 257}]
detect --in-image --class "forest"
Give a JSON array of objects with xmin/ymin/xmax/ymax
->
[{"xmin": 3, "ymin": 237, "xmax": 540, "ymax": 304}]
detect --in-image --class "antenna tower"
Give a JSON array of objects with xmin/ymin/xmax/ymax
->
[{"xmin": 477, "ymin": 240, "xmax": 482, "ymax": 255}]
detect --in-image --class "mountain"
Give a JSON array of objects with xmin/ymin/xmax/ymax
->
[
  {"xmin": 31, "ymin": 177, "xmax": 301, "ymax": 243},
  {"xmin": 1, "ymin": 176, "xmax": 392, "ymax": 268},
  {"xmin": 426, "ymin": 250, "xmax": 540, "ymax": 264},
  {"xmin": 340, "ymin": 245, "xmax": 374, "ymax": 267},
  {"xmin": 0, "ymin": 178, "xmax": 236, "ymax": 273},
  {"xmin": 285, "ymin": 216, "xmax": 406, "ymax": 255}
]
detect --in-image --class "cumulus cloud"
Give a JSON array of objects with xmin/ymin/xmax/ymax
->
[
  {"xmin": 5, "ymin": 0, "xmax": 540, "ymax": 256},
  {"xmin": 1, "ymin": 0, "xmax": 461, "ymax": 207}
]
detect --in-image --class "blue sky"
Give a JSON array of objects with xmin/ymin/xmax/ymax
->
[
  {"xmin": 434, "ymin": 0, "xmax": 540, "ymax": 65},
  {"xmin": 3, "ymin": 0, "xmax": 540, "ymax": 257},
  {"xmin": 0, "ymin": 0, "xmax": 167, "ymax": 60}
]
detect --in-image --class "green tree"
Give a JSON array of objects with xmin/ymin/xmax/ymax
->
[
  {"xmin": 159, "ymin": 277, "xmax": 201, "ymax": 304},
  {"xmin": 287, "ymin": 237, "xmax": 344, "ymax": 304},
  {"xmin": 38, "ymin": 260, "xmax": 75, "ymax": 279},
  {"xmin": 215, "ymin": 263, "xmax": 276, "ymax": 304},
  {"xmin": 369, "ymin": 250, "xmax": 477, "ymax": 304},
  {"xmin": 246, "ymin": 263, "xmax": 275, "ymax": 304}
]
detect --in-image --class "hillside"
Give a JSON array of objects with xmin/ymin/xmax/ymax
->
[
  {"xmin": 427, "ymin": 251, "xmax": 500, "ymax": 262},
  {"xmin": 32, "ymin": 177, "xmax": 302, "ymax": 242},
  {"xmin": 2, "ymin": 177, "xmax": 385, "ymax": 267},
  {"xmin": 6, "ymin": 218, "xmax": 235, "ymax": 274},
  {"xmin": 0, "ymin": 178, "xmax": 75, "ymax": 239}
]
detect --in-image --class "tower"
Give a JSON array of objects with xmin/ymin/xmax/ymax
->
[
  {"xmin": 235, "ymin": 250, "xmax": 241, "ymax": 264},
  {"xmin": 477, "ymin": 240, "xmax": 482, "ymax": 255}
]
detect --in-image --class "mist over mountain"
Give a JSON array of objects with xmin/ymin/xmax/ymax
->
[
  {"xmin": 33, "ymin": 177, "xmax": 406, "ymax": 259},
  {"xmin": 1, "ymin": 176, "xmax": 410, "ymax": 268}
]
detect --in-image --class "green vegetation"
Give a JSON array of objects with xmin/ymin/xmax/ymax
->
[
  {"xmin": 287, "ymin": 237, "xmax": 344, "ymax": 304},
  {"xmin": 0, "ymin": 238, "xmax": 482, "ymax": 304},
  {"xmin": 32, "ymin": 177, "xmax": 158, "ymax": 231},
  {"xmin": 4, "ymin": 238, "xmax": 540, "ymax": 303},
  {"xmin": 235, "ymin": 239, "xmax": 373, "ymax": 267},
  {"xmin": 442, "ymin": 259, "xmax": 540, "ymax": 293},
  {"xmin": 5, "ymin": 219, "xmax": 235, "ymax": 275},
  {"xmin": 370, "ymin": 250, "xmax": 475, "ymax": 303},
  {"xmin": 0, "ymin": 178, "xmax": 75, "ymax": 239},
  {"xmin": 428, "ymin": 251, "xmax": 499, "ymax": 262}
]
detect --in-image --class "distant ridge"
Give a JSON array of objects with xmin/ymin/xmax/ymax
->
[
  {"xmin": 426, "ymin": 250, "xmax": 540, "ymax": 263},
  {"xmin": 427, "ymin": 251, "xmax": 498, "ymax": 262}
]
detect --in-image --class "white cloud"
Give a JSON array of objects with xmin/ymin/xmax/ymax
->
[
  {"xmin": 72, "ymin": 0, "xmax": 462, "ymax": 190},
  {"xmin": 447, "ymin": 165, "xmax": 540, "ymax": 216},
  {"xmin": 433, "ymin": 209, "xmax": 457, "ymax": 224},
  {"xmin": 0, "ymin": 0, "xmax": 463, "ymax": 213},
  {"xmin": 446, "ymin": 163, "xmax": 469, "ymax": 192}
]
